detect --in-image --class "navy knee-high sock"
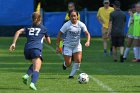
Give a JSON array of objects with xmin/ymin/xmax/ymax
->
[
  {"xmin": 31, "ymin": 71, "xmax": 39, "ymax": 84},
  {"xmin": 27, "ymin": 64, "xmax": 33, "ymax": 76}
]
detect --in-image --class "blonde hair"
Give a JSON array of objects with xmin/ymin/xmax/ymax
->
[{"xmin": 32, "ymin": 12, "xmax": 42, "ymax": 26}]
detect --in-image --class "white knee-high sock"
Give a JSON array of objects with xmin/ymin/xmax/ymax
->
[
  {"xmin": 123, "ymin": 48, "xmax": 130, "ymax": 58},
  {"xmin": 138, "ymin": 47, "xmax": 140, "ymax": 59},
  {"xmin": 69, "ymin": 63, "xmax": 80, "ymax": 77},
  {"xmin": 133, "ymin": 47, "xmax": 137, "ymax": 59},
  {"xmin": 135, "ymin": 47, "xmax": 139, "ymax": 59}
]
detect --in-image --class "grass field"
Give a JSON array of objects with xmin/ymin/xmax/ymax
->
[{"xmin": 0, "ymin": 37, "xmax": 140, "ymax": 93}]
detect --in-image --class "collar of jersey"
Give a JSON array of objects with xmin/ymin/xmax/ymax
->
[{"xmin": 70, "ymin": 21, "xmax": 79, "ymax": 27}]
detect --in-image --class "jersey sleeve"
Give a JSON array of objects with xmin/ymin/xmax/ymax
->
[
  {"xmin": 81, "ymin": 22, "xmax": 88, "ymax": 32},
  {"xmin": 44, "ymin": 27, "xmax": 49, "ymax": 37},
  {"xmin": 60, "ymin": 23, "xmax": 67, "ymax": 33}
]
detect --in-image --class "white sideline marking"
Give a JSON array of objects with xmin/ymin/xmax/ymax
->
[{"xmin": 44, "ymin": 44, "xmax": 117, "ymax": 93}]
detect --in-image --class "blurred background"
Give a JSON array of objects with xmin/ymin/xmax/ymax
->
[{"xmin": 0, "ymin": 0, "xmax": 139, "ymax": 37}]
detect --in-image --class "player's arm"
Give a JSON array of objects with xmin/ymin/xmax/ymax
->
[
  {"xmin": 97, "ymin": 16, "xmax": 104, "ymax": 25},
  {"xmin": 9, "ymin": 28, "xmax": 25, "ymax": 52},
  {"xmin": 56, "ymin": 32, "xmax": 63, "ymax": 53},
  {"xmin": 45, "ymin": 36, "xmax": 51, "ymax": 44},
  {"xmin": 97, "ymin": 9, "xmax": 104, "ymax": 25},
  {"xmin": 107, "ymin": 13, "xmax": 113, "ymax": 37},
  {"xmin": 82, "ymin": 23, "xmax": 91, "ymax": 47},
  {"xmin": 107, "ymin": 21, "xmax": 112, "ymax": 37},
  {"xmin": 85, "ymin": 31, "xmax": 91, "ymax": 47}
]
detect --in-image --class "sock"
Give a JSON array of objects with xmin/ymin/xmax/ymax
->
[
  {"xmin": 133, "ymin": 47, "xmax": 137, "ymax": 59},
  {"xmin": 69, "ymin": 63, "xmax": 80, "ymax": 77},
  {"xmin": 31, "ymin": 71, "xmax": 39, "ymax": 84},
  {"xmin": 138, "ymin": 47, "xmax": 140, "ymax": 59},
  {"xmin": 123, "ymin": 48, "xmax": 130, "ymax": 58},
  {"xmin": 135, "ymin": 47, "xmax": 139, "ymax": 60},
  {"xmin": 27, "ymin": 64, "xmax": 33, "ymax": 76}
]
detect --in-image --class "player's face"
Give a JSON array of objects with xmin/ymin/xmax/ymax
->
[
  {"xmin": 136, "ymin": 4, "xmax": 140, "ymax": 13},
  {"xmin": 70, "ymin": 12, "xmax": 78, "ymax": 24}
]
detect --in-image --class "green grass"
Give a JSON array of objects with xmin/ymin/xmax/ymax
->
[{"xmin": 0, "ymin": 37, "xmax": 140, "ymax": 93}]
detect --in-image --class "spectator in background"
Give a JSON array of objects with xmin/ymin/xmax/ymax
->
[
  {"xmin": 97, "ymin": 0, "xmax": 114, "ymax": 56},
  {"xmin": 132, "ymin": 2, "xmax": 140, "ymax": 62},
  {"xmin": 108, "ymin": 0, "xmax": 126, "ymax": 62},
  {"xmin": 65, "ymin": 2, "xmax": 80, "ymax": 22},
  {"xmin": 123, "ymin": 5, "xmax": 136, "ymax": 60}
]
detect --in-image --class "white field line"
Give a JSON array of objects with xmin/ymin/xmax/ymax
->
[{"xmin": 44, "ymin": 44, "xmax": 117, "ymax": 93}]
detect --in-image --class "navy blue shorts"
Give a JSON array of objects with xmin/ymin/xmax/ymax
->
[{"xmin": 24, "ymin": 48, "xmax": 43, "ymax": 61}]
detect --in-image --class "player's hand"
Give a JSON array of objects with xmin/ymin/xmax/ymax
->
[
  {"xmin": 9, "ymin": 43, "xmax": 16, "ymax": 52},
  {"xmin": 85, "ymin": 41, "xmax": 90, "ymax": 47},
  {"xmin": 56, "ymin": 47, "xmax": 60, "ymax": 54}
]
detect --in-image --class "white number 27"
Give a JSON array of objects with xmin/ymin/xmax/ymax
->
[{"xmin": 29, "ymin": 28, "xmax": 41, "ymax": 36}]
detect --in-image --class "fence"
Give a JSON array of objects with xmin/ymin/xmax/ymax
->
[{"xmin": 0, "ymin": 0, "xmax": 129, "ymax": 37}]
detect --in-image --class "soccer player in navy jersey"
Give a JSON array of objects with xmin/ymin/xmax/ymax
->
[{"xmin": 9, "ymin": 12, "xmax": 51, "ymax": 90}]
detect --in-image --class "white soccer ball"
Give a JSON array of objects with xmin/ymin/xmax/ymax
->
[{"xmin": 78, "ymin": 73, "xmax": 89, "ymax": 84}]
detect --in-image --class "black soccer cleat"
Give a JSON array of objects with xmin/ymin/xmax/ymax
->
[
  {"xmin": 123, "ymin": 58, "xmax": 127, "ymax": 61},
  {"xmin": 62, "ymin": 64, "xmax": 67, "ymax": 70},
  {"xmin": 114, "ymin": 59, "xmax": 118, "ymax": 62},
  {"xmin": 68, "ymin": 76, "xmax": 74, "ymax": 79}
]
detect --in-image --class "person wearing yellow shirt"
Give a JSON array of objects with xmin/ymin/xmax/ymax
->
[
  {"xmin": 97, "ymin": 0, "xmax": 114, "ymax": 56},
  {"xmin": 65, "ymin": 2, "xmax": 80, "ymax": 22}
]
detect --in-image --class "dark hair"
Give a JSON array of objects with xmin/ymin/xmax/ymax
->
[
  {"xmin": 68, "ymin": 10, "xmax": 78, "ymax": 17},
  {"xmin": 32, "ymin": 12, "xmax": 42, "ymax": 26}
]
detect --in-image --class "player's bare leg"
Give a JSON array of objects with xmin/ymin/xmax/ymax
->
[
  {"xmin": 102, "ymin": 28, "xmax": 108, "ymax": 56},
  {"xmin": 63, "ymin": 55, "xmax": 72, "ymax": 70},
  {"xmin": 120, "ymin": 46, "xmax": 124, "ymax": 62},
  {"xmin": 113, "ymin": 46, "xmax": 117, "ymax": 62},
  {"xmin": 133, "ymin": 39, "xmax": 139, "ymax": 62},
  {"xmin": 69, "ymin": 52, "xmax": 82, "ymax": 79},
  {"xmin": 30, "ymin": 57, "xmax": 42, "ymax": 90}
]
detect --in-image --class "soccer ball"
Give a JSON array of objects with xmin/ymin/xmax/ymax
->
[{"xmin": 78, "ymin": 73, "xmax": 89, "ymax": 84}]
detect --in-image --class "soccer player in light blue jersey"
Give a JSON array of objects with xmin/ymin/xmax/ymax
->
[
  {"xmin": 9, "ymin": 12, "xmax": 51, "ymax": 90},
  {"xmin": 56, "ymin": 10, "xmax": 91, "ymax": 79}
]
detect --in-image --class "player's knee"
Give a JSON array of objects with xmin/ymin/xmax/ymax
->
[
  {"xmin": 74, "ymin": 59, "xmax": 81, "ymax": 63},
  {"xmin": 65, "ymin": 61, "xmax": 72, "ymax": 67}
]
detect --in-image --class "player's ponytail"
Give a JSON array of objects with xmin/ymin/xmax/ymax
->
[{"xmin": 32, "ymin": 12, "xmax": 42, "ymax": 26}]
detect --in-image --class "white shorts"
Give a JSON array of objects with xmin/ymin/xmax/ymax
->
[
  {"xmin": 63, "ymin": 44, "xmax": 82, "ymax": 56},
  {"xmin": 127, "ymin": 34, "xmax": 134, "ymax": 39}
]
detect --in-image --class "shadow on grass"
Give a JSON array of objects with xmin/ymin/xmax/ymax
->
[{"xmin": 0, "ymin": 87, "xmax": 28, "ymax": 90}]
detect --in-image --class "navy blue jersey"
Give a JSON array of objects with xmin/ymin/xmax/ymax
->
[{"xmin": 24, "ymin": 24, "xmax": 49, "ymax": 50}]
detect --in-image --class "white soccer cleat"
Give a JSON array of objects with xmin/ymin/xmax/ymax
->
[{"xmin": 30, "ymin": 83, "xmax": 37, "ymax": 90}]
